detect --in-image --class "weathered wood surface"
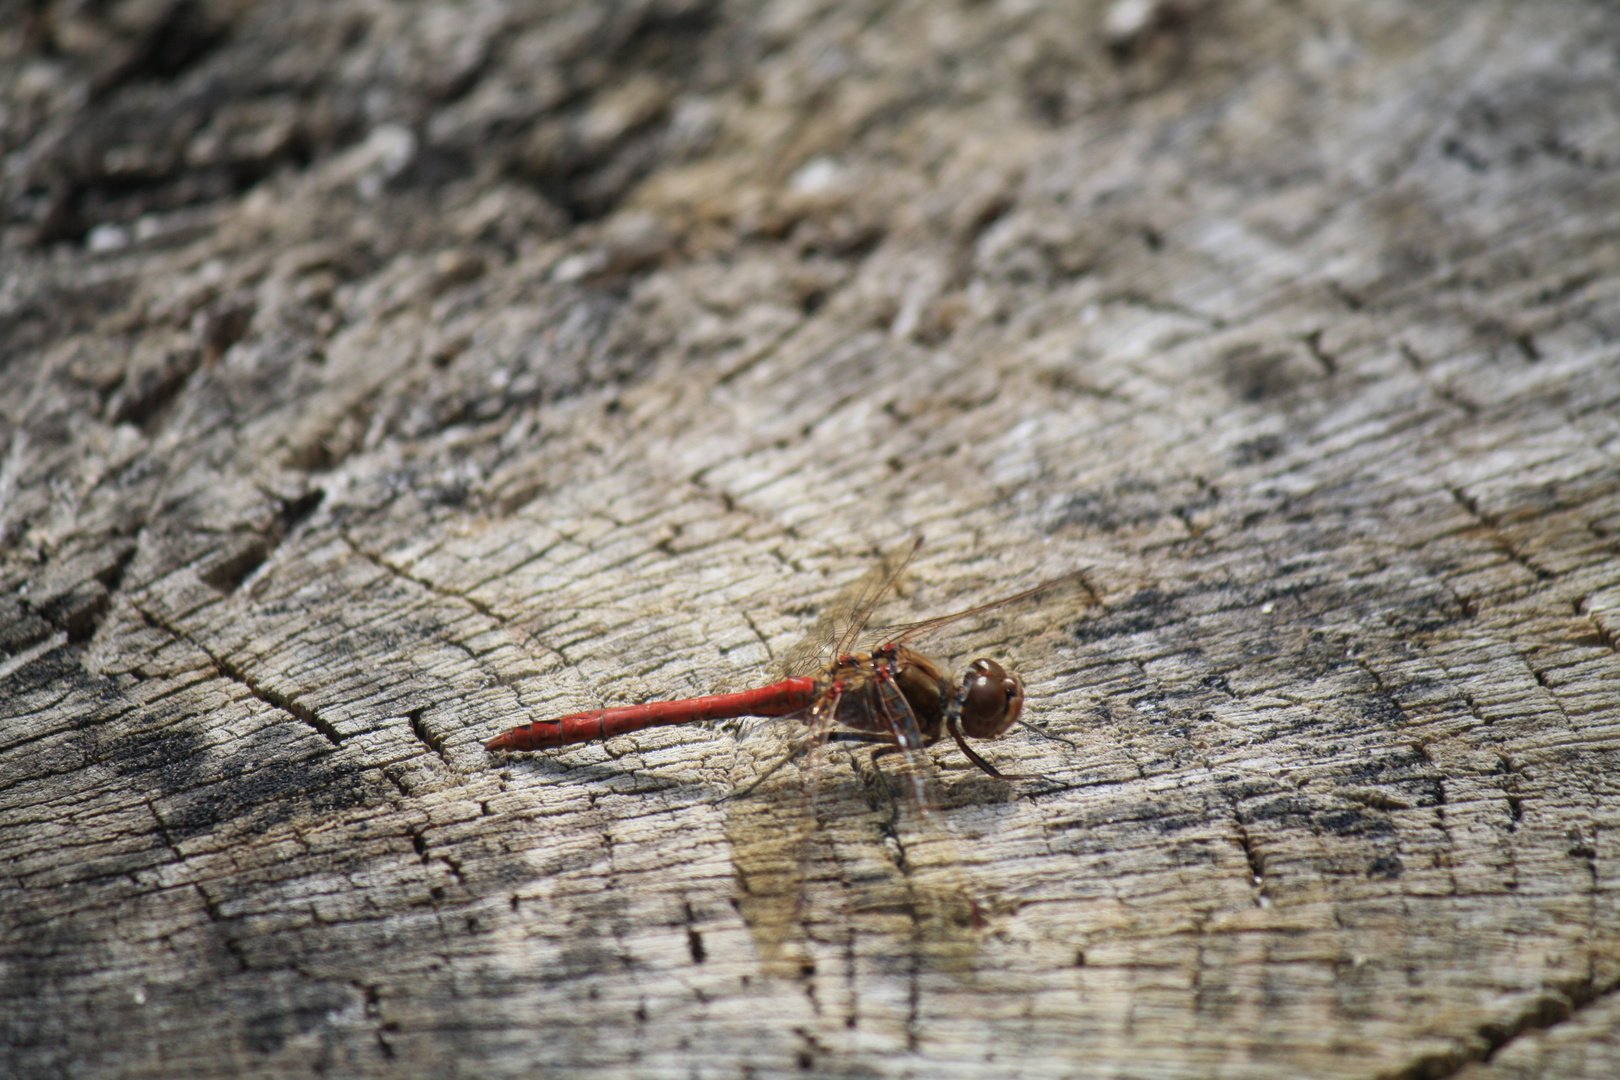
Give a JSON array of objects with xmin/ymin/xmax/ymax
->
[{"xmin": 3, "ymin": 1, "xmax": 1619, "ymax": 1077}]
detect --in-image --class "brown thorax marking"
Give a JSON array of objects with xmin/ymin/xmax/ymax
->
[{"xmin": 825, "ymin": 646, "xmax": 949, "ymax": 743}]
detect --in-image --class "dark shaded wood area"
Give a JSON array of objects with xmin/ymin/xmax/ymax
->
[{"xmin": 3, "ymin": 1, "xmax": 1618, "ymax": 1077}]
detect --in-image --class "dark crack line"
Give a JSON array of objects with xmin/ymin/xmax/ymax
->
[
  {"xmin": 133, "ymin": 603, "xmax": 342, "ymax": 747},
  {"xmin": 1572, "ymin": 597, "xmax": 1618, "ymax": 653},
  {"xmin": 1517, "ymin": 653, "xmax": 1583, "ymax": 738},
  {"xmin": 406, "ymin": 823, "xmax": 465, "ymax": 888},
  {"xmin": 11, "ymin": 541, "xmax": 140, "ymax": 652},
  {"xmin": 408, "ymin": 706, "xmax": 452, "ymax": 767},
  {"xmin": 1446, "ymin": 484, "xmax": 1555, "ymax": 582},
  {"xmin": 1303, "ymin": 328, "xmax": 1338, "ymax": 377},
  {"xmin": 739, "ymin": 609, "xmax": 776, "ymax": 666},
  {"xmin": 341, "ymin": 530, "xmax": 569, "ymax": 666},
  {"xmin": 194, "ymin": 882, "xmax": 252, "ymax": 973},
  {"xmin": 145, "ymin": 798, "xmax": 180, "ymax": 854},
  {"xmin": 1400, "ymin": 343, "xmax": 1482, "ymax": 416},
  {"xmin": 0, "ymin": 629, "xmax": 69, "ymax": 682},
  {"xmin": 1228, "ymin": 803, "xmax": 1269, "ymax": 907},
  {"xmin": 861, "ymin": 773, "xmax": 928, "ymax": 1054},
  {"xmin": 1383, "ymin": 968, "xmax": 1620, "ymax": 1080},
  {"xmin": 342, "ymin": 530, "xmax": 497, "ymax": 619},
  {"xmin": 682, "ymin": 900, "xmax": 707, "ymax": 965}
]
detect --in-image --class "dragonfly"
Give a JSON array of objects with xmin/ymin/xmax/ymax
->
[{"xmin": 485, "ymin": 539, "xmax": 1086, "ymax": 798}]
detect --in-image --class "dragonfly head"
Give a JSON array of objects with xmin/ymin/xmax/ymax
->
[{"xmin": 957, "ymin": 658, "xmax": 1024, "ymax": 739}]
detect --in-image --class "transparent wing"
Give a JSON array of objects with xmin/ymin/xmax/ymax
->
[
  {"xmin": 865, "ymin": 662, "xmax": 942, "ymax": 813},
  {"xmin": 862, "ymin": 568, "xmax": 1098, "ymax": 651},
  {"xmin": 725, "ymin": 686, "xmax": 842, "ymax": 789},
  {"xmin": 777, "ymin": 537, "xmax": 923, "ymax": 678}
]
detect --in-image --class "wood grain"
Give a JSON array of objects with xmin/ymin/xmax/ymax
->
[{"xmin": 3, "ymin": 1, "xmax": 1618, "ymax": 1077}]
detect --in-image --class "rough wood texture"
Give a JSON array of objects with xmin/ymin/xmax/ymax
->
[{"xmin": 4, "ymin": 1, "xmax": 1618, "ymax": 1077}]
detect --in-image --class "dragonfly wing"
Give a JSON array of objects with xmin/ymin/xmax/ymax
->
[
  {"xmin": 859, "ymin": 567, "xmax": 1099, "ymax": 657},
  {"xmin": 831, "ymin": 537, "xmax": 923, "ymax": 660},
  {"xmin": 724, "ymin": 685, "xmax": 841, "ymax": 793},
  {"xmin": 777, "ymin": 538, "xmax": 922, "ymax": 678},
  {"xmin": 865, "ymin": 667, "xmax": 943, "ymax": 813}
]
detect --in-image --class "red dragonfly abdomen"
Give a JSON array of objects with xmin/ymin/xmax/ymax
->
[{"xmin": 485, "ymin": 676, "xmax": 820, "ymax": 752}]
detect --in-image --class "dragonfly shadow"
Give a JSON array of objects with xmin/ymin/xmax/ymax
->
[
  {"xmin": 723, "ymin": 745, "xmax": 990, "ymax": 981},
  {"xmin": 493, "ymin": 747, "xmax": 727, "ymax": 800}
]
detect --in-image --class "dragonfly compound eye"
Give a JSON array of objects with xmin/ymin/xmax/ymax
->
[{"xmin": 958, "ymin": 658, "xmax": 1023, "ymax": 739}]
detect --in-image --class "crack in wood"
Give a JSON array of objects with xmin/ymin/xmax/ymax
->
[
  {"xmin": 1303, "ymin": 328, "xmax": 1338, "ymax": 377},
  {"xmin": 133, "ymin": 603, "xmax": 342, "ymax": 746},
  {"xmin": 1400, "ymin": 343, "xmax": 1482, "ymax": 415},
  {"xmin": 1446, "ymin": 484, "xmax": 1555, "ymax": 581},
  {"xmin": 145, "ymin": 798, "xmax": 179, "ymax": 852},
  {"xmin": 341, "ymin": 530, "xmax": 574, "ymax": 672},
  {"xmin": 12, "ymin": 540, "xmax": 140, "ymax": 650},
  {"xmin": 107, "ymin": 344, "xmax": 204, "ymax": 431},
  {"xmin": 192, "ymin": 882, "xmax": 254, "ymax": 973},
  {"xmin": 197, "ymin": 489, "xmax": 324, "ymax": 595},
  {"xmin": 0, "ymin": 630, "xmax": 68, "ymax": 683},
  {"xmin": 199, "ymin": 534, "xmax": 274, "ymax": 594},
  {"xmin": 1571, "ymin": 596, "xmax": 1618, "ymax": 652},
  {"xmin": 407, "ymin": 707, "xmax": 451, "ymax": 766},
  {"xmin": 682, "ymin": 900, "xmax": 706, "ymax": 964},
  {"xmin": 1380, "ymin": 969, "xmax": 1620, "ymax": 1080},
  {"xmin": 738, "ymin": 608, "xmax": 776, "ymax": 666},
  {"xmin": 341, "ymin": 531, "xmax": 497, "ymax": 619},
  {"xmin": 1228, "ymin": 806, "xmax": 1270, "ymax": 907},
  {"xmin": 405, "ymin": 823, "xmax": 466, "ymax": 888}
]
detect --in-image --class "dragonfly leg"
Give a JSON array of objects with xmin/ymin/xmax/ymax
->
[
  {"xmin": 824, "ymin": 732, "xmax": 906, "ymax": 792},
  {"xmin": 945, "ymin": 714, "xmax": 1029, "ymax": 780},
  {"xmin": 831, "ymin": 736, "xmax": 917, "ymax": 813}
]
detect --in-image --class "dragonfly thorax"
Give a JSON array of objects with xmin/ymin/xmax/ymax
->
[
  {"xmin": 822, "ymin": 648, "xmax": 1022, "ymax": 748},
  {"xmin": 825, "ymin": 647, "xmax": 949, "ymax": 741}
]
